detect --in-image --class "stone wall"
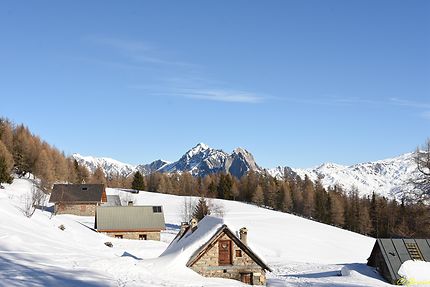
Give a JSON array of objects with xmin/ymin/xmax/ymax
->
[
  {"xmin": 190, "ymin": 233, "xmax": 266, "ymax": 285},
  {"xmin": 55, "ymin": 203, "xmax": 97, "ymax": 216},
  {"xmin": 102, "ymin": 231, "xmax": 161, "ymax": 241}
]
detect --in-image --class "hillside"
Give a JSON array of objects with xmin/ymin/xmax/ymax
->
[{"xmin": 0, "ymin": 178, "xmax": 392, "ymax": 286}]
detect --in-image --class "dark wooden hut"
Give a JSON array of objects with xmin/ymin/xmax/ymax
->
[{"xmin": 367, "ymin": 238, "xmax": 430, "ymax": 284}]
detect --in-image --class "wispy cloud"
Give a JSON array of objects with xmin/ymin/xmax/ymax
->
[
  {"xmin": 176, "ymin": 89, "xmax": 264, "ymax": 103},
  {"xmin": 88, "ymin": 36, "xmax": 194, "ymax": 67},
  {"xmin": 389, "ymin": 97, "xmax": 430, "ymax": 109},
  {"xmin": 129, "ymin": 85, "xmax": 266, "ymax": 104},
  {"xmin": 87, "ymin": 36, "xmax": 268, "ymax": 104}
]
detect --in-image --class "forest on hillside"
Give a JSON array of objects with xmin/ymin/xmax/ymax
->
[{"xmin": 1, "ymin": 118, "xmax": 429, "ymax": 238}]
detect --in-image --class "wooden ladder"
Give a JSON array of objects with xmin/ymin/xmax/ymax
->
[{"xmin": 405, "ymin": 243, "xmax": 424, "ymax": 261}]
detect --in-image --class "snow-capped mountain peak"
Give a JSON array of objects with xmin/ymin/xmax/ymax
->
[
  {"xmin": 184, "ymin": 143, "xmax": 212, "ymax": 159},
  {"xmin": 270, "ymin": 152, "xmax": 419, "ymax": 199},
  {"xmin": 72, "ymin": 153, "xmax": 136, "ymax": 177},
  {"xmin": 74, "ymin": 146, "xmax": 420, "ymax": 200}
]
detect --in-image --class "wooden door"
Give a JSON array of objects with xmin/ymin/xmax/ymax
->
[
  {"xmin": 241, "ymin": 273, "xmax": 252, "ymax": 285},
  {"xmin": 218, "ymin": 240, "xmax": 232, "ymax": 265}
]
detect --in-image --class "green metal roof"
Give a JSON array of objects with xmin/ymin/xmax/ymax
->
[{"xmin": 95, "ymin": 206, "xmax": 165, "ymax": 231}]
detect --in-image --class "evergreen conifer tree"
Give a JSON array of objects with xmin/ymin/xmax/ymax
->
[
  {"xmin": 131, "ymin": 171, "xmax": 145, "ymax": 191},
  {"xmin": 192, "ymin": 197, "xmax": 211, "ymax": 220}
]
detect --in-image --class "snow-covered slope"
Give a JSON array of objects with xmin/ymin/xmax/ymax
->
[
  {"xmin": 268, "ymin": 152, "xmax": 419, "ymax": 198},
  {"xmin": 0, "ymin": 178, "xmax": 391, "ymax": 286}
]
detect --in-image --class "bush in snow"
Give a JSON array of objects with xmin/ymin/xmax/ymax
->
[
  {"xmin": 58, "ymin": 224, "xmax": 65, "ymax": 231},
  {"xmin": 398, "ymin": 260, "xmax": 430, "ymax": 285},
  {"xmin": 21, "ymin": 183, "xmax": 46, "ymax": 218},
  {"xmin": 104, "ymin": 242, "xmax": 113, "ymax": 248}
]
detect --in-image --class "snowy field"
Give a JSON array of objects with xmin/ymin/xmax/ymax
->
[{"xmin": 0, "ymin": 179, "xmax": 394, "ymax": 286}]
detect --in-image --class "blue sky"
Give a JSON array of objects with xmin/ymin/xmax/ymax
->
[{"xmin": 1, "ymin": 1, "xmax": 429, "ymax": 168}]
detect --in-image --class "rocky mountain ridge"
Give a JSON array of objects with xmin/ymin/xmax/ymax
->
[{"xmin": 73, "ymin": 144, "xmax": 419, "ymax": 198}]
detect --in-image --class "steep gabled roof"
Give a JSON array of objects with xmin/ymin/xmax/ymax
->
[
  {"xmin": 160, "ymin": 216, "xmax": 271, "ymax": 272},
  {"xmin": 368, "ymin": 238, "xmax": 430, "ymax": 283},
  {"xmin": 49, "ymin": 184, "xmax": 105, "ymax": 203},
  {"xmin": 95, "ymin": 206, "xmax": 166, "ymax": 231}
]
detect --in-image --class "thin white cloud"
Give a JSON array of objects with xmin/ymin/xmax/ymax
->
[
  {"xmin": 389, "ymin": 98, "xmax": 430, "ymax": 109},
  {"xmin": 130, "ymin": 86, "xmax": 266, "ymax": 104},
  {"xmin": 88, "ymin": 36, "xmax": 194, "ymax": 67},
  {"xmin": 88, "ymin": 36, "xmax": 266, "ymax": 104},
  {"xmin": 180, "ymin": 89, "xmax": 264, "ymax": 103}
]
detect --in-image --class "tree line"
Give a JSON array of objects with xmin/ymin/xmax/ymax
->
[
  {"xmin": 0, "ymin": 118, "xmax": 102, "ymax": 191},
  {"xmin": 124, "ymin": 169, "xmax": 429, "ymax": 238},
  {"xmin": 1, "ymin": 117, "xmax": 429, "ymax": 238}
]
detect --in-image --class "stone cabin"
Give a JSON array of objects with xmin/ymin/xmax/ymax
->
[
  {"xmin": 95, "ymin": 205, "xmax": 166, "ymax": 240},
  {"xmin": 161, "ymin": 216, "xmax": 271, "ymax": 285},
  {"xmin": 49, "ymin": 184, "xmax": 107, "ymax": 216},
  {"xmin": 367, "ymin": 238, "xmax": 430, "ymax": 284}
]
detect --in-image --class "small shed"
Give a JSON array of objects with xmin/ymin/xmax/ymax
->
[
  {"xmin": 367, "ymin": 238, "xmax": 430, "ymax": 284},
  {"xmin": 95, "ymin": 205, "xmax": 166, "ymax": 240},
  {"xmin": 160, "ymin": 216, "xmax": 271, "ymax": 285},
  {"xmin": 49, "ymin": 184, "xmax": 107, "ymax": 216}
]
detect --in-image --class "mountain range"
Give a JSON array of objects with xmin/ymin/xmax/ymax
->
[{"xmin": 72, "ymin": 143, "xmax": 419, "ymax": 199}]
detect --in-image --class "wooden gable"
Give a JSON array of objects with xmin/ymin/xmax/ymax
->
[{"xmin": 187, "ymin": 224, "xmax": 271, "ymax": 272}]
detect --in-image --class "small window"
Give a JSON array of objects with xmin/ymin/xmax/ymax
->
[
  {"xmin": 82, "ymin": 187, "xmax": 88, "ymax": 191},
  {"xmin": 153, "ymin": 206, "xmax": 162, "ymax": 213},
  {"xmin": 115, "ymin": 235, "xmax": 123, "ymax": 239},
  {"xmin": 236, "ymin": 250, "xmax": 242, "ymax": 257},
  {"xmin": 139, "ymin": 234, "xmax": 147, "ymax": 240}
]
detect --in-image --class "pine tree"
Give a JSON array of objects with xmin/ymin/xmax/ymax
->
[
  {"xmin": 369, "ymin": 192, "xmax": 378, "ymax": 237},
  {"xmin": 329, "ymin": 192, "xmax": 345, "ymax": 226},
  {"xmin": 278, "ymin": 181, "xmax": 292, "ymax": 212},
  {"xmin": 252, "ymin": 184, "xmax": 264, "ymax": 206},
  {"xmin": 73, "ymin": 159, "xmax": 89, "ymax": 183},
  {"xmin": 314, "ymin": 179, "xmax": 328, "ymax": 222},
  {"xmin": 0, "ymin": 140, "xmax": 14, "ymax": 186},
  {"xmin": 192, "ymin": 197, "xmax": 211, "ymax": 220},
  {"xmin": 358, "ymin": 204, "xmax": 373, "ymax": 235},
  {"xmin": 131, "ymin": 171, "xmax": 145, "ymax": 191},
  {"xmin": 0, "ymin": 119, "xmax": 14, "ymax": 152},
  {"xmin": 291, "ymin": 179, "xmax": 303, "ymax": 214},
  {"xmin": 90, "ymin": 166, "xmax": 106, "ymax": 184},
  {"xmin": 302, "ymin": 175, "xmax": 315, "ymax": 218},
  {"xmin": 231, "ymin": 180, "xmax": 239, "ymax": 200},
  {"xmin": 34, "ymin": 149, "xmax": 55, "ymax": 192},
  {"xmin": 217, "ymin": 173, "xmax": 233, "ymax": 200}
]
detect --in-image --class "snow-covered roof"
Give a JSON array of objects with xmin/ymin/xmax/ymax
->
[{"xmin": 160, "ymin": 216, "xmax": 271, "ymax": 271}]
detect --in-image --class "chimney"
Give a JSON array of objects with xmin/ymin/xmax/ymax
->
[
  {"xmin": 239, "ymin": 227, "xmax": 248, "ymax": 245},
  {"xmin": 128, "ymin": 201, "xmax": 133, "ymax": 206},
  {"xmin": 179, "ymin": 222, "xmax": 190, "ymax": 236},
  {"xmin": 190, "ymin": 218, "xmax": 198, "ymax": 231}
]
